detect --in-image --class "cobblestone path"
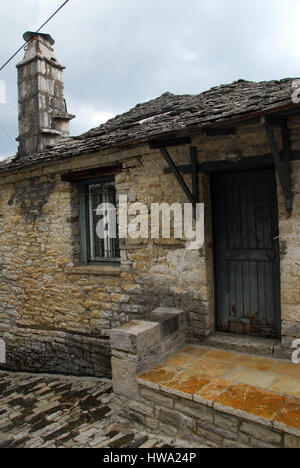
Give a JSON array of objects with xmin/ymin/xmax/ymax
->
[{"xmin": 0, "ymin": 371, "xmax": 168, "ymax": 448}]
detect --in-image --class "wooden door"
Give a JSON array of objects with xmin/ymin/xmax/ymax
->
[{"xmin": 212, "ymin": 168, "xmax": 281, "ymax": 338}]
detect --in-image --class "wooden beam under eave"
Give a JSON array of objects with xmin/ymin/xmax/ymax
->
[
  {"xmin": 149, "ymin": 136, "xmax": 191, "ymax": 149},
  {"xmin": 263, "ymin": 117, "xmax": 293, "ymax": 213},
  {"xmin": 205, "ymin": 127, "xmax": 237, "ymax": 137},
  {"xmin": 163, "ymin": 151, "xmax": 300, "ymax": 175},
  {"xmin": 190, "ymin": 146, "xmax": 199, "ymax": 202},
  {"xmin": 61, "ymin": 165, "xmax": 122, "ymax": 182},
  {"xmin": 160, "ymin": 147, "xmax": 196, "ymax": 209},
  {"xmin": 282, "ymin": 119, "xmax": 292, "ymax": 186}
]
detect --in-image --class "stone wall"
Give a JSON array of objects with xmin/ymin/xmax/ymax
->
[
  {"xmin": 117, "ymin": 386, "xmax": 300, "ymax": 448},
  {"xmin": 0, "ymin": 116, "xmax": 299, "ymax": 375},
  {"xmin": 0, "ymin": 146, "xmax": 201, "ymax": 376},
  {"xmin": 0, "ymin": 173, "xmax": 114, "ymax": 376},
  {"xmin": 278, "ymin": 159, "xmax": 300, "ymax": 353}
]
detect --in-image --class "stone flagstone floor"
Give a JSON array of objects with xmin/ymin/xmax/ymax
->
[
  {"xmin": 138, "ymin": 345, "xmax": 300, "ymax": 436},
  {"xmin": 0, "ymin": 371, "xmax": 172, "ymax": 448}
]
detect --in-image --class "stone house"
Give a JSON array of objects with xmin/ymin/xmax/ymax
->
[{"xmin": 0, "ymin": 31, "xmax": 299, "ymax": 382}]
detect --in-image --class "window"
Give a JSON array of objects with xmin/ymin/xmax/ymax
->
[{"xmin": 79, "ymin": 177, "xmax": 120, "ymax": 265}]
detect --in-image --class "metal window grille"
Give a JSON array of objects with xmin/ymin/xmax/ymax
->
[{"xmin": 87, "ymin": 182, "xmax": 120, "ymax": 262}]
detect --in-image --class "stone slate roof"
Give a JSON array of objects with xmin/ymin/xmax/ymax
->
[{"xmin": 1, "ymin": 77, "xmax": 299, "ymax": 173}]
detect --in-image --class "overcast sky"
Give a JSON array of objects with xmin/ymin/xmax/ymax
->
[{"xmin": 0, "ymin": 0, "xmax": 299, "ymax": 159}]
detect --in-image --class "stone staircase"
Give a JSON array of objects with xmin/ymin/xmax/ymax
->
[{"xmin": 110, "ymin": 308, "xmax": 300, "ymax": 448}]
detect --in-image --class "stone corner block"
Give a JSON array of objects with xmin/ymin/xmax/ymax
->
[{"xmin": 110, "ymin": 320, "xmax": 161, "ymax": 353}]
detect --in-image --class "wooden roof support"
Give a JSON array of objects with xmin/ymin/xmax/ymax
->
[
  {"xmin": 282, "ymin": 118, "xmax": 292, "ymax": 192},
  {"xmin": 263, "ymin": 116, "xmax": 293, "ymax": 213},
  {"xmin": 160, "ymin": 146, "xmax": 197, "ymax": 214},
  {"xmin": 190, "ymin": 146, "xmax": 199, "ymax": 218},
  {"xmin": 61, "ymin": 165, "xmax": 121, "ymax": 182}
]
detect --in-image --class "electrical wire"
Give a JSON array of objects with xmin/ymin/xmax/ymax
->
[
  {"xmin": 0, "ymin": 125, "xmax": 17, "ymax": 146},
  {"xmin": 0, "ymin": 0, "xmax": 70, "ymax": 72}
]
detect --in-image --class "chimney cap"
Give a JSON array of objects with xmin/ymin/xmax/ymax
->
[{"xmin": 23, "ymin": 31, "xmax": 55, "ymax": 46}]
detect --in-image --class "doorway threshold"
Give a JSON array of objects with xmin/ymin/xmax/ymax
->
[{"xmin": 200, "ymin": 333, "xmax": 288, "ymax": 360}]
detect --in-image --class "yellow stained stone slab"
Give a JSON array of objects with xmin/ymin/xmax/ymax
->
[
  {"xmin": 215, "ymin": 384, "xmax": 288, "ymax": 423},
  {"xmin": 138, "ymin": 365, "xmax": 179, "ymax": 386},
  {"xmin": 272, "ymin": 362, "xmax": 300, "ymax": 379},
  {"xmin": 161, "ymin": 352, "xmax": 193, "ymax": 367},
  {"xmin": 268, "ymin": 376, "xmax": 300, "ymax": 398},
  {"xmin": 161, "ymin": 370, "xmax": 212, "ymax": 397},
  {"xmin": 184, "ymin": 357, "xmax": 234, "ymax": 377},
  {"xmin": 194, "ymin": 378, "xmax": 233, "ymax": 405},
  {"xmin": 226, "ymin": 367, "xmax": 277, "ymax": 389},
  {"xmin": 231, "ymin": 354, "xmax": 276, "ymax": 372},
  {"xmin": 204, "ymin": 349, "xmax": 238, "ymax": 362},
  {"xmin": 275, "ymin": 400, "xmax": 300, "ymax": 433},
  {"xmin": 180, "ymin": 346, "xmax": 210, "ymax": 357}
]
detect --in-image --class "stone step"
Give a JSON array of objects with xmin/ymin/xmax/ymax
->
[
  {"xmin": 201, "ymin": 333, "xmax": 288, "ymax": 359},
  {"xmin": 123, "ymin": 344, "xmax": 300, "ymax": 448}
]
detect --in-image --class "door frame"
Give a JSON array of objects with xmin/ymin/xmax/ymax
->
[{"xmin": 209, "ymin": 164, "xmax": 282, "ymax": 339}]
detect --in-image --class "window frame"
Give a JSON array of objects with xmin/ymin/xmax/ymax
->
[{"xmin": 79, "ymin": 176, "xmax": 120, "ymax": 266}]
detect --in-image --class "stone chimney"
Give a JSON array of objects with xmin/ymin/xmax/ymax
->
[{"xmin": 16, "ymin": 31, "xmax": 75, "ymax": 157}]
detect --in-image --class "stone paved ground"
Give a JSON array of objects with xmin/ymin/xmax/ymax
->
[{"xmin": 0, "ymin": 371, "xmax": 172, "ymax": 449}]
